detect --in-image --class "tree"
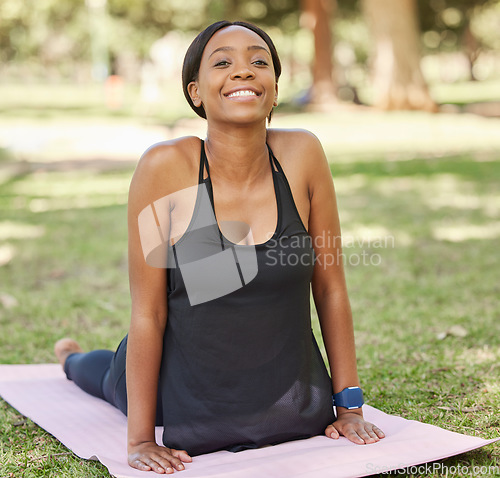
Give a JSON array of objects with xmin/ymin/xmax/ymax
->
[
  {"xmin": 300, "ymin": 0, "xmax": 338, "ymax": 106},
  {"xmin": 361, "ymin": 0, "xmax": 438, "ymax": 112},
  {"xmin": 418, "ymin": 0, "xmax": 491, "ymax": 81}
]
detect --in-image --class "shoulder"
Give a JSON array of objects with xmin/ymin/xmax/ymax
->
[
  {"xmin": 130, "ymin": 136, "xmax": 201, "ymax": 205},
  {"xmin": 267, "ymin": 128, "xmax": 321, "ymax": 151},
  {"xmin": 267, "ymin": 128, "xmax": 327, "ymax": 168},
  {"xmin": 135, "ymin": 136, "xmax": 200, "ymax": 183},
  {"xmin": 266, "ymin": 128, "xmax": 330, "ymax": 196}
]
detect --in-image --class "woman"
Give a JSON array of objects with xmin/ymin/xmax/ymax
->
[{"xmin": 55, "ymin": 20, "xmax": 385, "ymax": 474}]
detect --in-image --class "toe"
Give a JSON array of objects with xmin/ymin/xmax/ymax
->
[{"xmin": 54, "ymin": 338, "xmax": 83, "ymax": 366}]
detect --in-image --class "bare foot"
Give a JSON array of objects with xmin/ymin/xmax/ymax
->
[{"xmin": 54, "ymin": 338, "xmax": 83, "ymax": 367}]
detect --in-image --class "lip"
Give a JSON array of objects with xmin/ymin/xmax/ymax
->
[{"xmin": 223, "ymin": 86, "xmax": 262, "ymax": 98}]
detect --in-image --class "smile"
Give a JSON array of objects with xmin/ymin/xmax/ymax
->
[{"xmin": 226, "ymin": 90, "xmax": 260, "ymax": 98}]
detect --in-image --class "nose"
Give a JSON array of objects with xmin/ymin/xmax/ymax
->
[{"xmin": 230, "ymin": 63, "xmax": 255, "ymax": 80}]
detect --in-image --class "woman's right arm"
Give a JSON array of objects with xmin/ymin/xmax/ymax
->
[{"xmin": 126, "ymin": 142, "xmax": 193, "ymax": 474}]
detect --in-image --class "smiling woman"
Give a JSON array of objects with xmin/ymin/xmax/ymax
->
[
  {"xmin": 54, "ymin": 20, "xmax": 385, "ymax": 475},
  {"xmin": 182, "ymin": 21, "xmax": 281, "ymax": 123}
]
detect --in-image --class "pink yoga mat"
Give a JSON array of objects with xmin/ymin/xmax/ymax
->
[{"xmin": 0, "ymin": 364, "xmax": 497, "ymax": 478}]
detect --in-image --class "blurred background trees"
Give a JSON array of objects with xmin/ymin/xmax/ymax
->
[
  {"xmin": 0, "ymin": 0, "xmax": 499, "ymax": 112},
  {"xmin": 362, "ymin": 0, "xmax": 437, "ymax": 112}
]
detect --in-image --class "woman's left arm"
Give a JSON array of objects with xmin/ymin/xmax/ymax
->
[{"xmin": 304, "ymin": 132, "xmax": 385, "ymax": 445}]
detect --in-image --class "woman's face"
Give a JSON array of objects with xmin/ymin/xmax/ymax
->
[{"xmin": 188, "ymin": 26, "xmax": 278, "ymax": 125}]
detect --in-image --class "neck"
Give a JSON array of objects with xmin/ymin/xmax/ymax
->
[{"xmin": 205, "ymin": 122, "xmax": 269, "ymax": 184}]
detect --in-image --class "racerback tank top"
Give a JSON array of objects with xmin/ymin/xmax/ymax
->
[{"xmin": 161, "ymin": 139, "xmax": 334, "ymax": 456}]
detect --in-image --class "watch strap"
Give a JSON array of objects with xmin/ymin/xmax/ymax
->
[{"xmin": 332, "ymin": 386, "xmax": 364, "ymax": 409}]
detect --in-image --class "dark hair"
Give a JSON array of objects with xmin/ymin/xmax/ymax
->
[{"xmin": 182, "ymin": 21, "xmax": 282, "ymax": 121}]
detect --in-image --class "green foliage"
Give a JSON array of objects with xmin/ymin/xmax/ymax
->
[
  {"xmin": 470, "ymin": 0, "xmax": 500, "ymax": 50},
  {"xmin": 0, "ymin": 0, "xmax": 89, "ymax": 64},
  {"xmin": 336, "ymin": 0, "xmax": 500, "ymax": 54},
  {"xmin": 418, "ymin": 0, "xmax": 486, "ymax": 52},
  {"xmin": 0, "ymin": 0, "xmax": 302, "ymax": 68},
  {"xmin": 1, "ymin": 0, "xmax": 499, "ymax": 86}
]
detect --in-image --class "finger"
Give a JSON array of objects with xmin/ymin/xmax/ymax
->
[
  {"xmin": 361, "ymin": 421, "xmax": 386, "ymax": 443},
  {"xmin": 356, "ymin": 422, "xmax": 379, "ymax": 443},
  {"xmin": 325, "ymin": 424, "xmax": 339, "ymax": 439},
  {"xmin": 129, "ymin": 457, "xmax": 152, "ymax": 472},
  {"xmin": 341, "ymin": 427, "xmax": 365, "ymax": 445},
  {"xmin": 151, "ymin": 452, "xmax": 183, "ymax": 473},
  {"xmin": 142, "ymin": 455, "xmax": 170, "ymax": 474},
  {"xmin": 364, "ymin": 425, "xmax": 381, "ymax": 442},
  {"xmin": 366, "ymin": 430, "xmax": 380, "ymax": 442},
  {"xmin": 158, "ymin": 451, "xmax": 185, "ymax": 472},
  {"xmin": 355, "ymin": 426, "xmax": 378, "ymax": 444},
  {"xmin": 171, "ymin": 448, "xmax": 193, "ymax": 463}
]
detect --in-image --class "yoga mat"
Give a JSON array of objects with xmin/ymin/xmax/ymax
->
[{"xmin": 0, "ymin": 364, "xmax": 497, "ymax": 478}]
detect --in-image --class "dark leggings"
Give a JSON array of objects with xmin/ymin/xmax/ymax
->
[{"xmin": 63, "ymin": 335, "xmax": 163, "ymax": 425}]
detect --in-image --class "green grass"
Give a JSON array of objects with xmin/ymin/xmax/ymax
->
[
  {"xmin": 0, "ymin": 81, "xmax": 193, "ymax": 126},
  {"xmin": 0, "ymin": 119, "xmax": 499, "ymax": 476},
  {"xmin": 430, "ymin": 79, "xmax": 500, "ymax": 106}
]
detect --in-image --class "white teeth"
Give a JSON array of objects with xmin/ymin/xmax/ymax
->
[{"xmin": 227, "ymin": 90, "xmax": 257, "ymax": 98}]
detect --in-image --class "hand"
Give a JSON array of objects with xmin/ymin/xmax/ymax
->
[
  {"xmin": 128, "ymin": 441, "xmax": 192, "ymax": 474},
  {"xmin": 325, "ymin": 411, "xmax": 385, "ymax": 445}
]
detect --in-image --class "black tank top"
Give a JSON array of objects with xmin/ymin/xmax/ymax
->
[{"xmin": 161, "ymin": 140, "xmax": 334, "ymax": 456}]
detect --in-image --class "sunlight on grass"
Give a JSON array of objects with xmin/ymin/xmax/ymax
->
[
  {"xmin": 273, "ymin": 110, "xmax": 500, "ymax": 161},
  {"xmin": 11, "ymin": 173, "xmax": 131, "ymax": 198},
  {"xmin": 0, "ymin": 244, "xmax": 16, "ymax": 266},
  {"xmin": 458, "ymin": 345, "xmax": 499, "ymax": 366},
  {"xmin": 5, "ymin": 171, "xmax": 131, "ymax": 212},
  {"xmin": 27, "ymin": 195, "xmax": 128, "ymax": 213},
  {"xmin": 432, "ymin": 221, "xmax": 500, "ymax": 242},
  {"xmin": 340, "ymin": 224, "xmax": 405, "ymax": 247},
  {"xmin": 0, "ymin": 221, "xmax": 45, "ymax": 240},
  {"xmin": 335, "ymin": 170, "xmax": 499, "ymax": 247},
  {"xmin": 430, "ymin": 79, "xmax": 500, "ymax": 105},
  {"xmin": 483, "ymin": 381, "xmax": 500, "ymax": 394}
]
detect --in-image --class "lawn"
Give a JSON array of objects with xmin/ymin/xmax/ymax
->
[{"xmin": 0, "ymin": 105, "xmax": 499, "ymax": 476}]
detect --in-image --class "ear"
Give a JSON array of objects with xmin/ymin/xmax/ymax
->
[
  {"xmin": 187, "ymin": 81, "xmax": 202, "ymax": 107},
  {"xmin": 273, "ymin": 82, "xmax": 279, "ymax": 107}
]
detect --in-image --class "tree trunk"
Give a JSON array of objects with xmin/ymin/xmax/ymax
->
[
  {"xmin": 362, "ymin": 0, "xmax": 437, "ymax": 112},
  {"xmin": 301, "ymin": 0, "xmax": 337, "ymax": 106}
]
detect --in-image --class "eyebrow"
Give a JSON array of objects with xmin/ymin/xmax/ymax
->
[{"xmin": 208, "ymin": 45, "xmax": 271, "ymax": 59}]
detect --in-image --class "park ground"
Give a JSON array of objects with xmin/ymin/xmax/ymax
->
[{"xmin": 0, "ymin": 81, "xmax": 499, "ymax": 477}]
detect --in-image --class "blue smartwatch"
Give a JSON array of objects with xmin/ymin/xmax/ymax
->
[{"xmin": 332, "ymin": 386, "xmax": 364, "ymax": 409}]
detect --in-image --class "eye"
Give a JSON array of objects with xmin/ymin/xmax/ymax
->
[
  {"xmin": 253, "ymin": 60, "xmax": 269, "ymax": 66},
  {"xmin": 214, "ymin": 60, "xmax": 230, "ymax": 67}
]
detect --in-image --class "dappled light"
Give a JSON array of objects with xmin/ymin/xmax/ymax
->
[
  {"xmin": 0, "ymin": 221, "xmax": 45, "ymax": 241},
  {"xmin": 458, "ymin": 345, "xmax": 499, "ymax": 366},
  {"xmin": 432, "ymin": 222, "xmax": 500, "ymax": 242},
  {"xmin": 27, "ymin": 195, "xmax": 127, "ymax": 213},
  {"xmin": 12, "ymin": 173, "xmax": 130, "ymax": 198},
  {"xmin": 0, "ymin": 1, "xmax": 499, "ymax": 475},
  {"xmin": 274, "ymin": 111, "xmax": 500, "ymax": 162},
  {"xmin": 0, "ymin": 244, "xmax": 16, "ymax": 266}
]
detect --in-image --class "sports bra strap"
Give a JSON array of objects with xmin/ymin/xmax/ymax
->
[
  {"xmin": 266, "ymin": 143, "xmax": 284, "ymax": 174},
  {"xmin": 199, "ymin": 140, "xmax": 209, "ymax": 184}
]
